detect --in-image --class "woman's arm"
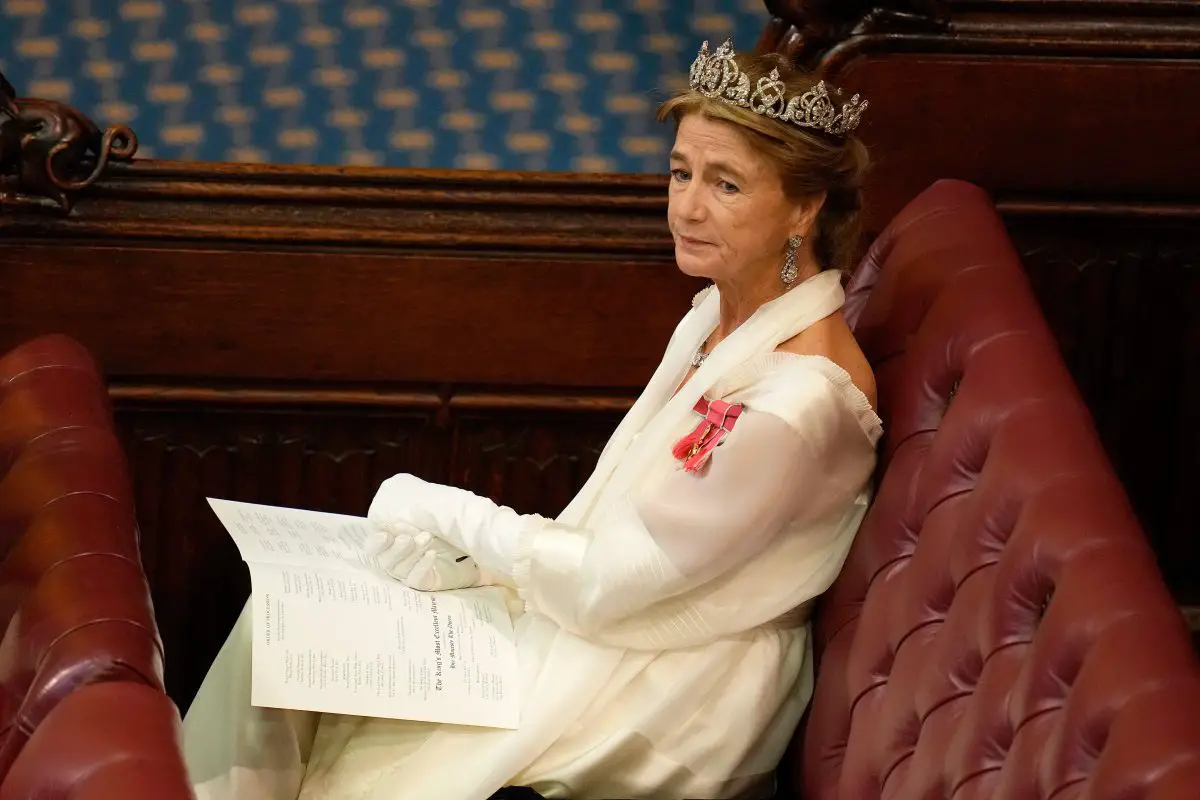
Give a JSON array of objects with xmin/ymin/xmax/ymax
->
[{"xmin": 369, "ymin": 369, "xmax": 874, "ymax": 644}]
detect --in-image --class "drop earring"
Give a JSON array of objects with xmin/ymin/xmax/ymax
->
[{"xmin": 781, "ymin": 235, "xmax": 803, "ymax": 286}]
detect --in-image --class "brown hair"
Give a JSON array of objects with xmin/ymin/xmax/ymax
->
[{"xmin": 657, "ymin": 52, "xmax": 869, "ymax": 274}]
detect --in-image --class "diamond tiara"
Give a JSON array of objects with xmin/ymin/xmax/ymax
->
[{"xmin": 687, "ymin": 40, "xmax": 868, "ymax": 137}]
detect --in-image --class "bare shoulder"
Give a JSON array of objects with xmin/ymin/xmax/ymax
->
[{"xmin": 775, "ymin": 310, "xmax": 878, "ymax": 409}]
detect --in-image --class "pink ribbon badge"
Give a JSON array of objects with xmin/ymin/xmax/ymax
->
[{"xmin": 671, "ymin": 396, "xmax": 744, "ymax": 473}]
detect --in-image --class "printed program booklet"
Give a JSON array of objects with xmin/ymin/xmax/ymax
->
[{"xmin": 206, "ymin": 498, "xmax": 520, "ymax": 729}]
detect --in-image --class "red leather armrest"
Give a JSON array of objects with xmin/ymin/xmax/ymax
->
[{"xmin": 0, "ymin": 681, "xmax": 195, "ymax": 799}]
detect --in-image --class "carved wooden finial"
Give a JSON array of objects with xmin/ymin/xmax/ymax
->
[
  {"xmin": 762, "ymin": 0, "xmax": 950, "ymax": 71},
  {"xmin": 0, "ymin": 69, "xmax": 139, "ymax": 214}
]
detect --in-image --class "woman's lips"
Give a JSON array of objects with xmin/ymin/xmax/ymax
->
[{"xmin": 678, "ymin": 235, "xmax": 713, "ymax": 248}]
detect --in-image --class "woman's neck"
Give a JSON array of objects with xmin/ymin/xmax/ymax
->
[{"xmin": 710, "ymin": 260, "xmax": 822, "ymax": 342}]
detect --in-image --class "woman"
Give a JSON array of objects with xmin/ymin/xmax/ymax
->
[{"xmin": 183, "ymin": 40, "xmax": 881, "ymax": 799}]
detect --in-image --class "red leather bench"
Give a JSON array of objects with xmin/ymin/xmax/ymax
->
[
  {"xmin": 0, "ymin": 334, "xmax": 193, "ymax": 797},
  {"xmin": 787, "ymin": 180, "xmax": 1200, "ymax": 798}
]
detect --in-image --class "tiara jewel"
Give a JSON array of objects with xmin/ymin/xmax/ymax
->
[{"xmin": 688, "ymin": 40, "xmax": 868, "ymax": 137}]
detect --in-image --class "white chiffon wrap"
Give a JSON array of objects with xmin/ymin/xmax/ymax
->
[{"xmin": 182, "ymin": 270, "xmax": 883, "ymax": 799}]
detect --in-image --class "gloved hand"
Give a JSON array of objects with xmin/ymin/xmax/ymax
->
[
  {"xmin": 363, "ymin": 522, "xmax": 501, "ymax": 591},
  {"xmin": 367, "ymin": 473, "xmax": 523, "ymax": 580}
]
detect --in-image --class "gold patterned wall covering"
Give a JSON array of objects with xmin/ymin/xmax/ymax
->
[{"xmin": 0, "ymin": 0, "xmax": 768, "ymax": 171}]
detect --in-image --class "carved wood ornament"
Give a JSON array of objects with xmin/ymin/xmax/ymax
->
[{"xmin": 0, "ymin": 69, "xmax": 138, "ymax": 214}]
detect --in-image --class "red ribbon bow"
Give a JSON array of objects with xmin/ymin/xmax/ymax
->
[{"xmin": 671, "ymin": 396, "xmax": 744, "ymax": 473}]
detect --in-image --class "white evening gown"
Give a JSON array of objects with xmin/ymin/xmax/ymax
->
[{"xmin": 183, "ymin": 270, "xmax": 883, "ymax": 799}]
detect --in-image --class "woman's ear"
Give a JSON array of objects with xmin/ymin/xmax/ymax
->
[{"xmin": 789, "ymin": 191, "xmax": 827, "ymax": 239}]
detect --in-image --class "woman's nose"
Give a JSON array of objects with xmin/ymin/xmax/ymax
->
[{"xmin": 677, "ymin": 183, "xmax": 706, "ymax": 222}]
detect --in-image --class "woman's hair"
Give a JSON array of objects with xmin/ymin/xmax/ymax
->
[{"xmin": 657, "ymin": 51, "xmax": 870, "ymax": 274}]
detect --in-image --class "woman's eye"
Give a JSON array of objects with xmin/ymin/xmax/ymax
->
[
  {"xmin": 670, "ymin": 168, "xmax": 691, "ymax": 182},
  {"xmin": 718, "ymin": 180, "xmax": 739, "ymax": 194}
]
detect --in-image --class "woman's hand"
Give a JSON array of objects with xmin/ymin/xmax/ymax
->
[
  {"xmin": 367, "ymin": 473, "xmax": 524, "ymax": 578},
  {"xmin": 364, "ymin": 522, "xmax": 487, "ymax": 591}
]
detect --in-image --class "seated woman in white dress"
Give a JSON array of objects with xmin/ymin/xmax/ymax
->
[{"xmin": 182, "ymin": 40, "xmax": 881, "ymax": 800}]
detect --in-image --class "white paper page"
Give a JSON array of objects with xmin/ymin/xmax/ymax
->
[
  {"xmin": 207, "ymin": 498, "xmax": 380, "ymax": 573},
  {"xmin": 247, "ymin": 561, "xmax": 520, "ymax": 729}
]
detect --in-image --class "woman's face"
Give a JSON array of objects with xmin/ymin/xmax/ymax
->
[{"xmin": 667, "ymin": 113, "xmax": 810, "ymax": 283}]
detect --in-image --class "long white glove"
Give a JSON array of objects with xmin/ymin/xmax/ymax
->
[
  {"xmin": 365, "ymin": 474, "xmax": 524, "ymax": 590},
  {"xmin": 363, "ymin": 521, "xmax": 491, "ymax": 591}
]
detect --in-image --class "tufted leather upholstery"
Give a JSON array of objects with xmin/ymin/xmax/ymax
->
[
  {"xmin": 0, "ymin": 334, "xmax": 193, "ymax": 796},
  {"xmin": 0, "ymin": 681, "xmax": 193, "ymax": 799},
  {"xmin": 788, "ymin": 181, "xmax": 1200, "ymax": 798}
]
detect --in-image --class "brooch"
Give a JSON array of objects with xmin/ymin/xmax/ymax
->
[{"xmin": 671, "ymin": 396, "xmax": 744, "ymax": 473}]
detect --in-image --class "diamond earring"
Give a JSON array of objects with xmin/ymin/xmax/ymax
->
[{"xmin": 781, "ymin": 235, "xmax": 803, "ymax": 286}]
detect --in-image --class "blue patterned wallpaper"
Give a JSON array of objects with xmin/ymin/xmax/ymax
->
[{"xmin": 0, "ymin": 0, "xmax": 767, "ymax": 173}]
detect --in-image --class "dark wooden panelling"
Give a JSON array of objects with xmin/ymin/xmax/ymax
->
[
  {"xmin": 845, "ymin": 56, "xmax": 1200, "ymax": 231},
  {"xmin": 1, "ymin": 162, "xmax": 672, "ymax": 254},
  {"xmin": 1008, "ymin": 216, "xmax": 1200, "ymax": 598},
  {"xmin": 3, "ymin": 245, "xmax": 692, "ymax": 388},
  {"xmin": 763, "ymin": 1, "xmax": 1200, "ymax": 74},
  {"xmin": 450, "ymin": 411, "xmax": 617, "ymax": 520}
]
